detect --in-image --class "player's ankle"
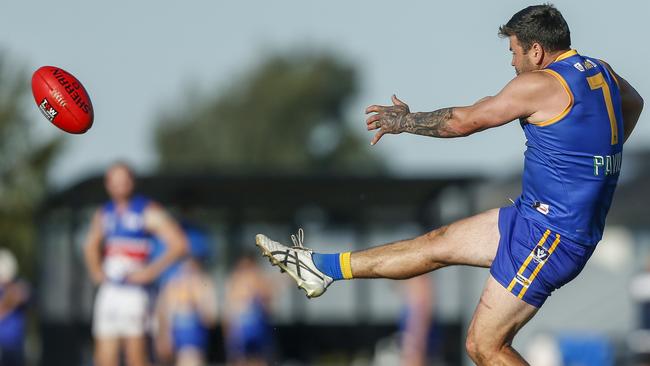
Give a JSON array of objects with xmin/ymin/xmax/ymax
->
[{"xmin": 312, "ymin": 252, "xmax": 353, "ymax": 281}]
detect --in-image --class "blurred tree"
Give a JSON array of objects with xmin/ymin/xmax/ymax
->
[
  {"xmin": 155, "ymin": 52, "xmax": 383, "ymax": 174},
  {"xmin": 0, "ymin": 52, "xmax": 62, "ymax": 278}
]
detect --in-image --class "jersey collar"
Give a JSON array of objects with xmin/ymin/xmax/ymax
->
[{"xmin": 554, "ymin": 49, "xmax": 578, "ymax": 62}]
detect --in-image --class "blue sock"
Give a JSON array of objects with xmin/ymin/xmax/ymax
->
[{"xmin": 312, "ymin": 253, "xmax": 344, "ymax": 280}]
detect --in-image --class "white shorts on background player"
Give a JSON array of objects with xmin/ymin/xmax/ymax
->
[{"xmin": 92, "ymin": 282, "xmax": 149, "ymax": 338}]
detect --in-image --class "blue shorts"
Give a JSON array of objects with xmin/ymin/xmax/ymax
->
[
  {"xmin": 172, "ymin": 326, "xmax": 208, "ymax": 351},
  {"xmin": 172, "ymin": 313, "xmax": 208, "ymax": 351},
  {"xmin": 490, "ymin": 205, "xmax": 595, "ymax": 308}
]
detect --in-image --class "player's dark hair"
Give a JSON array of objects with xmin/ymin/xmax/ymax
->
[{"xmin": 499, "ymin": 4, "xmax": 571, "ymax": 52}]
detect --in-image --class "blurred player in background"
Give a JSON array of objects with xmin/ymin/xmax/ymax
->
[
  {"xmin": 83, "ymin": 162, "xmax": 187, "ymax": 366},
  {"xmin": 224, "ymin": 253, "xmax": 274, "ymax": 366},
  {"xmin": 0, "ymin": 249, "xmax": 30, "ymax": 366},
  {"xmin": 629, "ymin": 257, "xmax": 650, "ymax": 364},
  {"xmin": 256, "ymin": 4, "xmax": 644, "ymax": 365},
  {"xmin": 399, "ymin": 275, "xmax": 438, "ymax": 366},
  {"xmin": 154, "ymin": 224, "xmax": 218, "ymax": 366}
]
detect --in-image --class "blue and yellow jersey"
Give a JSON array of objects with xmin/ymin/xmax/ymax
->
[
  {"xmin": 165, "ymin": 270, "xmax": 210, "ymax": 350},
  {"xmin": 515, "ymin": 49, "xmax": 623, "ymax": 246}
]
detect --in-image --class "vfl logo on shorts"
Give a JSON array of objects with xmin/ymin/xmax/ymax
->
[{"xmin": 532, "ymin": 246, "xmax": 550, "ymax": 264}]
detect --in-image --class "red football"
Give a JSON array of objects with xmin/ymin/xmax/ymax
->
[{"xmin": 31, "ymin": 66, "xmax": 94, "ymax": 134}]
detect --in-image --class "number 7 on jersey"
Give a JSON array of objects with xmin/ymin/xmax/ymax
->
[{"xmin": 587, "ymin": 72, "xmax": 618, "ymax": 145}]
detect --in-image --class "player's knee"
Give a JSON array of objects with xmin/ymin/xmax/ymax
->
[
  {"xmin": 465, "ymin": 331, "xmax": 499, "ymax": 363},
  {"xmin": 427, "ymin": 225, "xmax": 449, "ymax": 239},
  {"xmin": 423, "ymin": 225, "xmax": 450, "ymax": 249},
  {"xmin": 423, "ymin": 225, "xmax": 455, "ymax": 263},
  {"xmin": 465, "ymin": 333, "xmax": 479, "ymax": 360}
]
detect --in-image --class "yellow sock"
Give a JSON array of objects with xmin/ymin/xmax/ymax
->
[{"xmin": 339, "ymin": 252, "xmax": 353, "ymax": 279}]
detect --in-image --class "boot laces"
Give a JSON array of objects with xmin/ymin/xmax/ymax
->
[{"xmin": 290, "ymin": 228, "xmax": 309, "ymax": 250}]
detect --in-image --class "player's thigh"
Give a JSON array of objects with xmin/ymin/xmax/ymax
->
[
  {"xmin": 94, "ymin": 337, "xmax": 120, "ymax": 366},
  {"xmin": 123, "ymin": 335, "xmax": 150, "ymax": 366},
  {"xmin": 467, "ymin": 275, "xmax": 538, "ymax": 351},
  {"xmin": 426, "ymin": 208, "xmax": 500, "ymax": 268}
]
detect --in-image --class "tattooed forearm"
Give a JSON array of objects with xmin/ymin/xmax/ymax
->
[
  {"xmin": 367, "ymin": 97, "xmax": 468, "ymax": 144},
  {"xmin": 401, "ymin": 108, "xmax": 461, "ymax": 138}
]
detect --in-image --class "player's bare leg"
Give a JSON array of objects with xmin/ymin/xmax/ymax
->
[
  {"xmin": 466, "ymin": 276, "xmax": 538, "ymax": 366},
  {"xmin": 256, "ymin": 208, "xmax": 500, "ymax": 297},
  {"xmin": 176, "ymin": 348, "xmax": 205, "ymax": 366},
  {"xmin": 350, "ymin": 208, "xmax": 500, "ymax": 279},
  {"xmin": 123, "ymin": 336, "xmax": 150, "ymax": 366},
  {"xmin": 94, "ymin": 337, "xmax": 119, "ymax": 366},
  {"xmin": 256, "ymin": 208, "xmax": 543, "ymax": 364}
]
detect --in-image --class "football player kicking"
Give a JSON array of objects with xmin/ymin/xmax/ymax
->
[{"xmin": 255, "ymin": 4, "xmax": 643, "ymax": 365}]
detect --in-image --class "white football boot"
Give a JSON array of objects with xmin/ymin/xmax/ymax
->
[{"xmin": 255, "ymin": 228, "xmax": 333, "ymax": 298}]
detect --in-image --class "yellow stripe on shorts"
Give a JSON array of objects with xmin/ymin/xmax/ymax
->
[
  {"xmin": 517, "ymin": 234, "xmax": 561, "ymax": 299},
  {"xmin": 506, "ymin": 229, "xmax": 551, "ymax": 292}
]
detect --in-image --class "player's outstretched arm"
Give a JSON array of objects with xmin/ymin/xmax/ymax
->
[{"xmin": 365, "ymin": 72, "xmax": 553, "ymax": 145}]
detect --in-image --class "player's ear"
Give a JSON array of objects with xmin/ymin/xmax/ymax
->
[{"xmin": 531, "ymin": 43, "xmax": 544, "ymax": 66}]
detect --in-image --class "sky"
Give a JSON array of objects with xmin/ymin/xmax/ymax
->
[{"xmin": 2, "ymin": 0, "xmax": 649, "ymax": 187}]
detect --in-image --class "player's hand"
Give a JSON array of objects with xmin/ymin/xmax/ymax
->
[
  {"xmin": 365, "ymin": 94, "xmax": 410, "ymax": 145},
  {"xmin": 125, "ymin": 268, "xmax": 157, "ymax": 285}
]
